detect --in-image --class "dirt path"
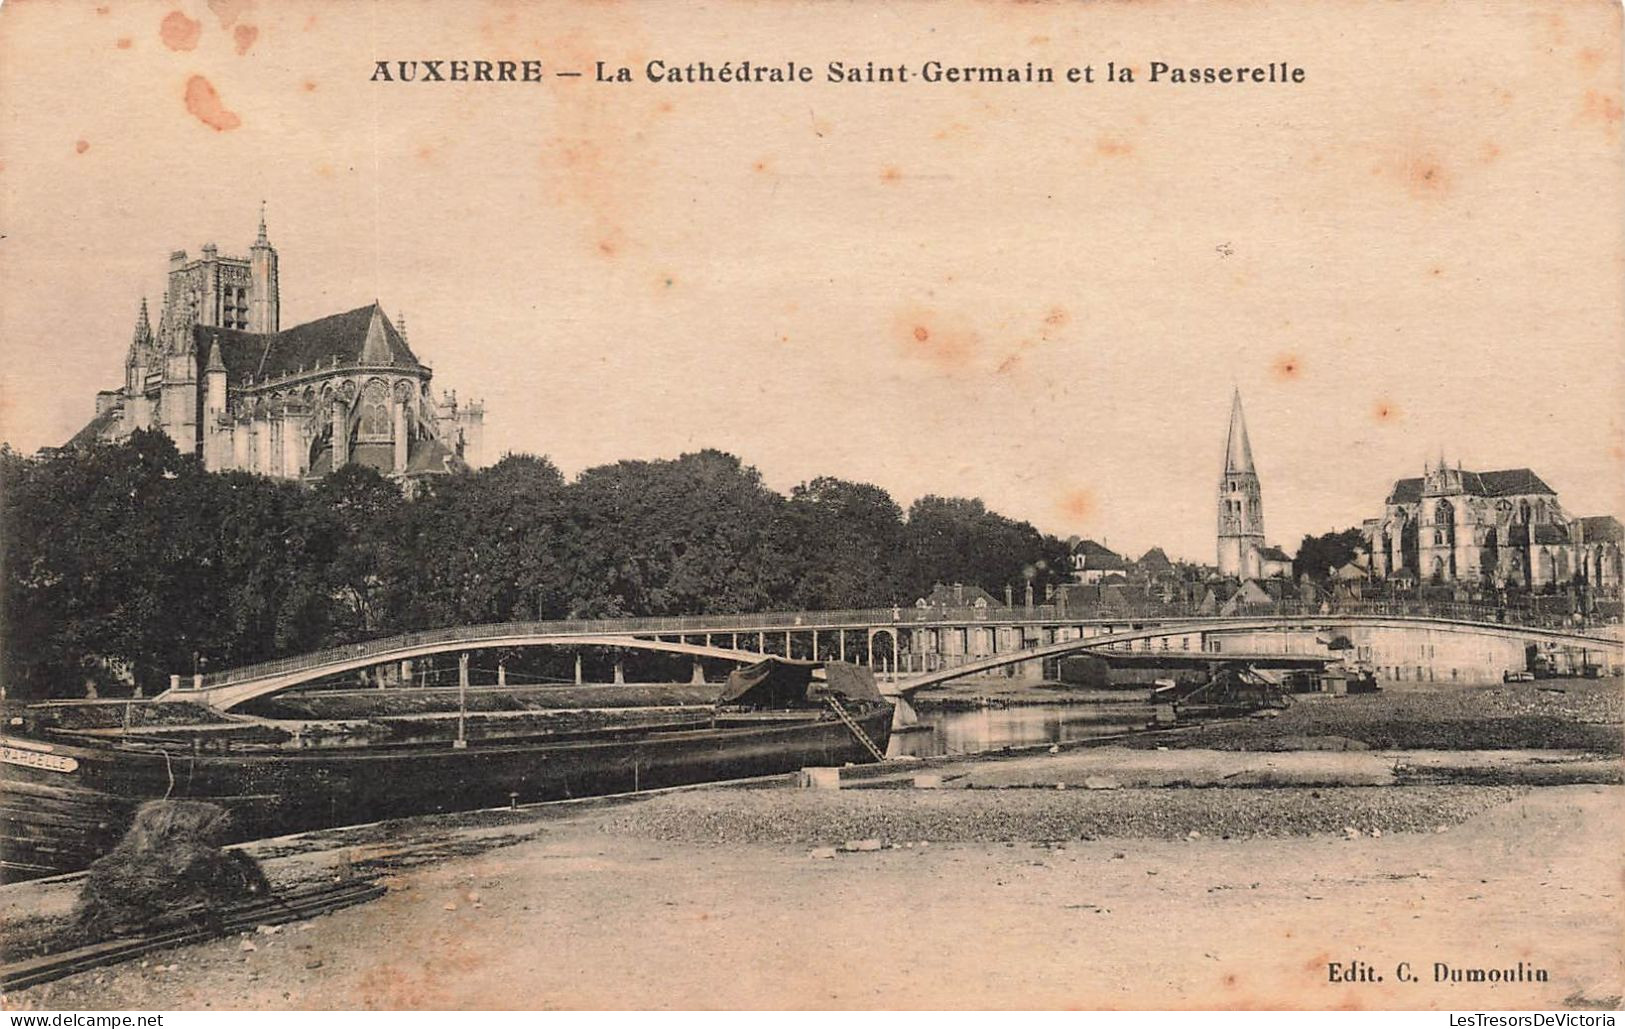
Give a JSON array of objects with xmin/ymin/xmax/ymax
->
[{"xmin": 7, "ymin": 784, "xmax": 1619, "ymax": 1010}]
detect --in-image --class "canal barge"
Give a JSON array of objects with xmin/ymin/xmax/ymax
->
[{"xmin": 0, "ymin": 659, "xmax": 892, "ymax": 882}]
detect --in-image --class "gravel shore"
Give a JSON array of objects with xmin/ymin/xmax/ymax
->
[
  {"xmin": 1131, "ymin": 678, "xmax": 1623, "ymax": 753},
  {"xmin": 596, "ymin": 784, "xmax": 1528, "ymax": 845}
]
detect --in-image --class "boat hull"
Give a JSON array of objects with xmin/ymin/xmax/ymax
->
[{"xmin": 1, "ymin": 705, "xmax": 893, "ymax": 882}]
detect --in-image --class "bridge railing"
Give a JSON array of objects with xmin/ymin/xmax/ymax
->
[{"xmin": 187, "ymin": 599, "xmax": 1621, "ymax": 691}]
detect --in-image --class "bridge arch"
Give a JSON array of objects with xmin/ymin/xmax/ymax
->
[
  {"xmin": 865, "ymin": 626, "xmax": 901, "ymax": 673},
  {"xmin": 164, "ymin": 634, "xmax": 772, "ymax": 711}
]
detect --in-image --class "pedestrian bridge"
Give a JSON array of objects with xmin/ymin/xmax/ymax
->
[
  {"xmin": 888, "ymin": 615, "xmax": 1620, "ymax": 694},
  {"xmin": 159, "ymin": 607, "xmax": 1623, "ymax": 711}
]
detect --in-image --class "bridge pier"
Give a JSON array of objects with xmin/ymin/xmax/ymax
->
[
  {"xmin": 890, "ymin": 692, "xmax": 919, "ymax": 731},
  {"xmin": 613, "ymin": 655, "xmax": 625, "ymax": 685},
  {"xmin": 497, "ymin": 661, "xmax": 507, "ymax": 687},
  {"xmin": 455, "ymin": 652, "xmax": 470, "ymax": 749},
  {"xmin": 690, "ymin": 658, "xmax": 706, "ymax": 685},
  {"xmin": 575, "ymin": 653, "xmax": 583, "ymax": 685},
  {"xmin": 1013, "ymin": 653, "xmax": 1045, "ymax": 683}
]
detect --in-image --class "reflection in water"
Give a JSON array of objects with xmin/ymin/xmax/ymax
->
[{"xmin": 888, "ymin": 703, "xmax": 1152, "ymax": 759}]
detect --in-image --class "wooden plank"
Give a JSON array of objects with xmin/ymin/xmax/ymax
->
[{"xmin": 1, "ymin": 882, "xmax": 384, "ymax": 991}]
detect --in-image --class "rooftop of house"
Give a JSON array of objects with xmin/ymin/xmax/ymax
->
[
  {"xmin": 1072, "ymin": 538, "xmax": 1127, "ymax": 570},
  {"xmin": 917, "ymin": 582, "xmax": 1004, "ymax": 608}
]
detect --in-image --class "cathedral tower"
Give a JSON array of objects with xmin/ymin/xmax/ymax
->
[
  {"xmin": 1217, "ymin": 389, "xmax": 1266, "ymax": 579},
  {"xmin": 249, "ymin": 204, "xmax": 280, "ymax": 334}
]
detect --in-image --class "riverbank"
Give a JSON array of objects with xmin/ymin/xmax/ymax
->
[
  {"xmin": 1130, "ymin": 677, "xmax": 1623, "ymax": 753},
  {"xmin": 4, "ymin": 676, "xmax": 1618, "ymax": 1010},
  {"xmin": 4, "ymin": 781, "xmax": 1617, "ymax": 1010}
]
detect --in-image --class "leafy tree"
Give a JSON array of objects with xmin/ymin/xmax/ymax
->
[
  {"xmin": 1, "ymin": 431, "xmax": 200, "ymax": 695},
  {"xmin": 311, "ymin": 465, "xmax": 408, "ymax": 638},
  {"xmin": 774, "ymin": 477, "xmax": 905, "ymax": 609},
  {"xmin": 898, "ymin": 496, "xmax": 1070, "ymax": 603},
  {"xmin": 196, "ymin": 470, "xmax": 342, "ymax": 665},
  {"xmin": 400, "ymin": 454, "xmax": 572, "ymax": 626},
  {"xmin": 1292, "ymin": 527, "xmax": 1366, "ymax": 582},
  {"xmin": 562, "ymin": 450, "xmax": 787, "ymax": 616}
]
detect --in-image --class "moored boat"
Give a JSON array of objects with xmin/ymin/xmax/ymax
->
[{"xmin": 0, "ymin": 658, "xmax": 892, "ymax": 882}]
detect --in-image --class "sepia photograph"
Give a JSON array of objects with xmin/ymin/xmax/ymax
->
[{"xmin": 0, "ymin": 0, "xmax": 1621, "ymax": 1015}]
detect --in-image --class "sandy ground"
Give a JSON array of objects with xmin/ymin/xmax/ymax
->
[
  {"xmin": 5, "ymin": 780, "xmax": 1620, "ymax": 1011},
  {"xmin": 909, "ymin": 745, "xmax": 1621, "ymax": 788}
]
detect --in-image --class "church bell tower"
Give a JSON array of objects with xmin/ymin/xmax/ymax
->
[
  {"xmin": 249, "ymin": 203, "xmax": 280, "ymax": 334},
  {"xmin": 1217, "ymin": 389, "xmax": 1267, "ymax": 579}
]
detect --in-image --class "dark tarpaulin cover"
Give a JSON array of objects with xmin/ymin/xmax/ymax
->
[{"xmin": 718, "ymin": 657, "xmax": 884, "ymax": 708}]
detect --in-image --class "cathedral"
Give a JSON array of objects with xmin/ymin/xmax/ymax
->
[
  {"xmin": 1215, "ymin": 390, "xmax": 1293, "ymax": 580},
  {"xmin": 70, "ymin": 210, "xmax": 484, "ymax": 482},
  {"xmin": 1363, "ymin": 460, "xmax": 1622, "ymax": 589}
]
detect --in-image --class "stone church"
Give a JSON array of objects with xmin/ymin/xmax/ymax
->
[
  {"xmin": 1215, "ymin": 390, "xmax": 1293, "ymax": 580},
  {"xmin": 71, "ymin": 211, "xmax": 484, "ymax": 482},
  {"xmin": 1364, "ymin": 460, "xmax": 1622, "ymax": 589}
]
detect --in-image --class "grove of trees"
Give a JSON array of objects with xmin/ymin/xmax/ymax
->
[{"xmin": 0, "ymin": 432, "xmax": 1071, "ymax": 699}]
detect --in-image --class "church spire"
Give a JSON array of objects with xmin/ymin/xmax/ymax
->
[
  {"xmin": 132, "ymin": 297, "xmax": 152, "ymax": 343},
  {"xmin": 1223, "ymin": 388, "xmax": 1256, "ymax": 475},
  {"xmin": 255, "ymin": 201, "xmax": 269, "ymax": 246},
  {"xmin": 1216, "ymin": 388, "xmax": 1267, "ymax": 579}
]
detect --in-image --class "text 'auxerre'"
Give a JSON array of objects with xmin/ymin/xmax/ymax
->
[{"xmin": 369, "ymin": 59, "xmax": 1308, "ymax": 86}]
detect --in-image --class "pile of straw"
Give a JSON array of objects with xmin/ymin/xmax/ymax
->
[{"xmin": 74, "ymin": 800, "xmax": 268, "ymax": 937}]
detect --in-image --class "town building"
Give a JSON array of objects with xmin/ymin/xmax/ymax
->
[
  {"xmin": 69, "ymin": 210, "xmax": 485, "ymax": 483},
  {"xmin": 1068, "ymin": 539, "xmax": 1128, "ymax": 584},
  {"xmin": 916, "ymin": 582, "xmax": 1004, "ymax": 611},
  {"xmin": 1215, "ymin": 390, "xmax": 1293, "ymax": 580},
  {"xmin": 1363, "ymin": 460, "xmax": 1622, "ymax": 589}
]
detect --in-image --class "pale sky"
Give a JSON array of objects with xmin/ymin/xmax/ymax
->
[{"xmin": 1, "ymin": 0, "xmax": 1621, "ymax": 563}]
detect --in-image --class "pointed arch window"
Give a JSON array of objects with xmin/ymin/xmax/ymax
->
[{"xmin": 358, "ymin": 380, "xmax": 391, "ymax": 442}]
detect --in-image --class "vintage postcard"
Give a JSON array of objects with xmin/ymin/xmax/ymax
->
[{"xmin": 0, "ymin": 0, "xmax": 1621, "ymax": 1015}]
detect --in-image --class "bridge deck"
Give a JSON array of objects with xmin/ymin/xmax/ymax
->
[
  {"xmin": 1059, "ymin": 652, "xmax": 1339, "ymax": 669},
  {"xmin": 155, "ymin": 611, "xmax": 1624, "ymax": 710}
]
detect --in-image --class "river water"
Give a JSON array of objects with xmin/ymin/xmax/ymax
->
[{"xmin": 887, "ymin": 702, "xmax": 1153, "ymax": 759}]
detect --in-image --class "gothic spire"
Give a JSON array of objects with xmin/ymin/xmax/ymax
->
[
  {"xmin": 1223, "ymin": 388, "xmax": 1256, "ymax": 476},
  {"xmin": 206, "ymin": 337, "xmax": 226, "ymax": 373},
  {"xmin": 254, "ymin": 200, "xmax": 269, "ymax": 246},
  {"xmin": 132, "ymin": 297, "xmax": 151, "ymax": 343}
]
